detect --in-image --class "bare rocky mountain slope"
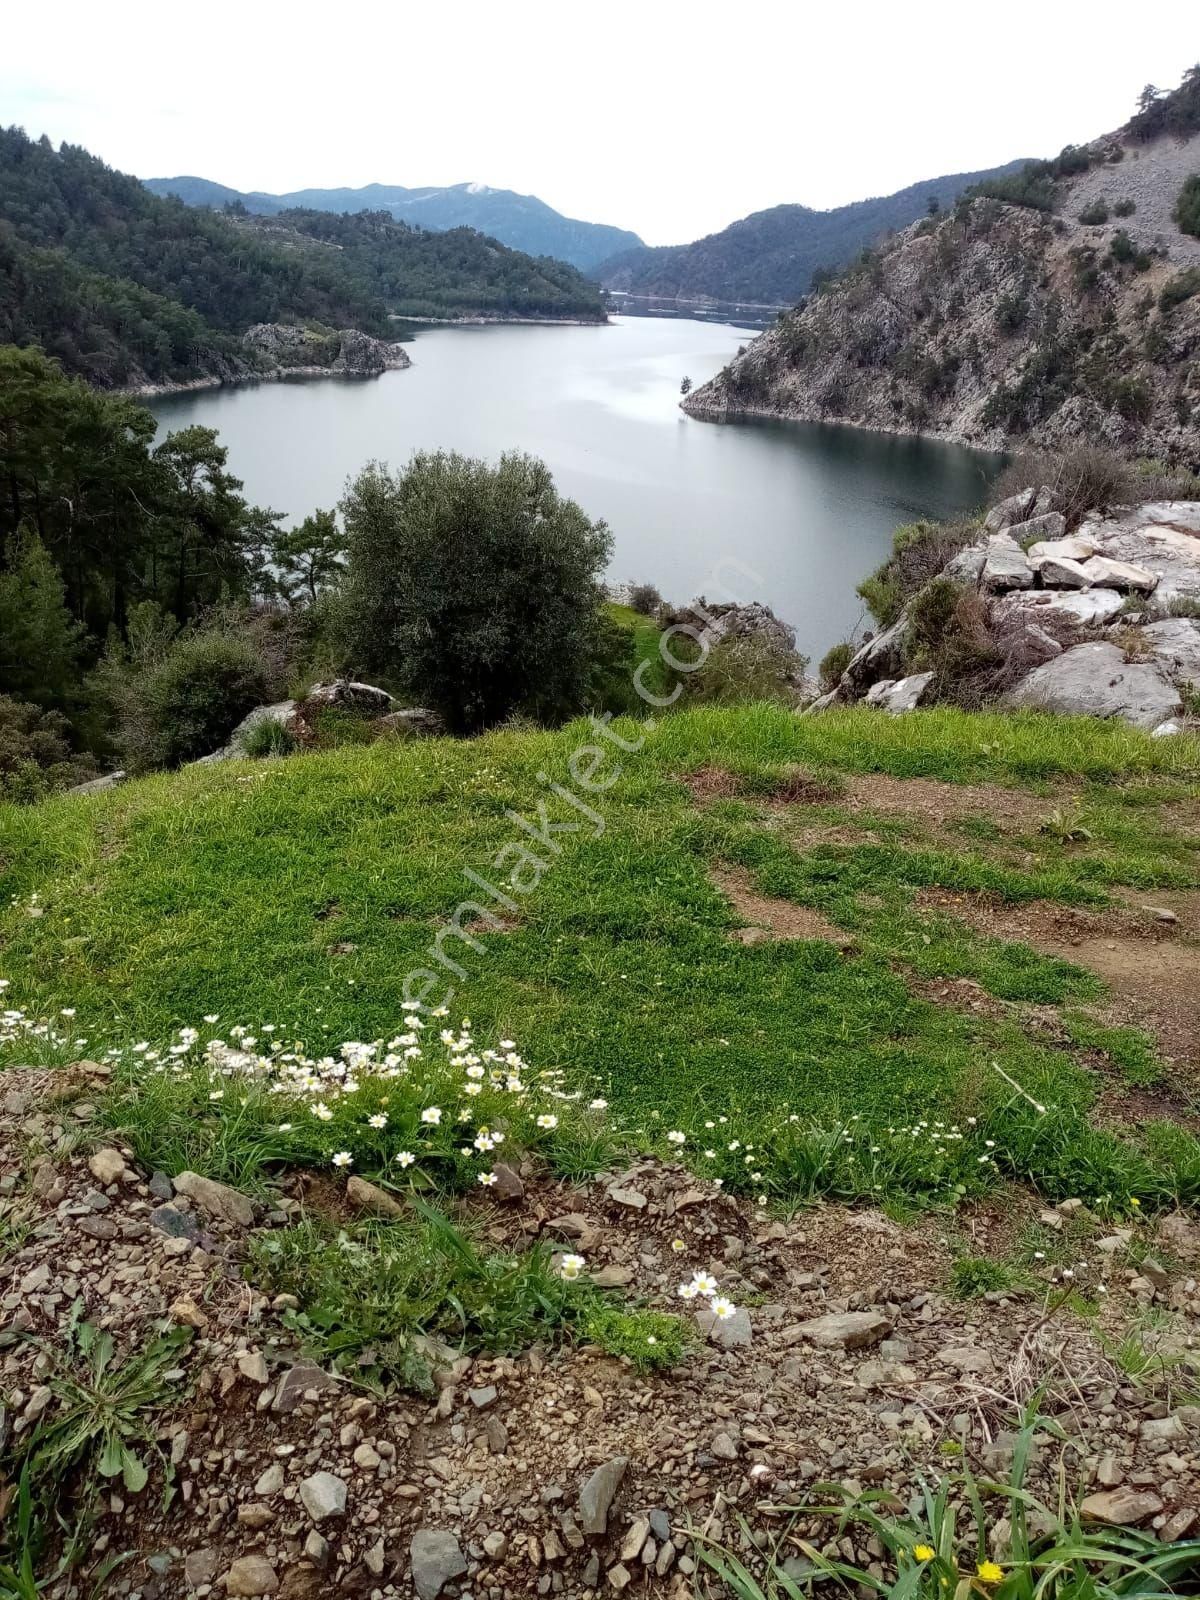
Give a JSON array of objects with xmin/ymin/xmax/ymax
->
[{"xmin": 684, "ymin": 77, "xmax": 1200, "ymax": 461}]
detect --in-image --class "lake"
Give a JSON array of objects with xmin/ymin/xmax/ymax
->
[{"xmin": 149, "ymin": 316, "xmax": 1002, "ymax": 662}]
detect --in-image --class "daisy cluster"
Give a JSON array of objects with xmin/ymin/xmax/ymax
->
[
  {"xmin": 111, "ymin": 1003, "xmax": 607, "ymax": 1186},
  {"xmin": 0, "ymin": 982, "xmax": 88, "ymax": 1062}
]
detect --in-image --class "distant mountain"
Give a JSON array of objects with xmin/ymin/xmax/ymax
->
[
  {"xmin": 596, "ymin": 162, "xmax": 1032, "ymax": 306},
  {"xmin": 0, "ymin": 128, "xmax": 604, "ymax": 389},
  {"xmin": 143, "ymin": 176, "xmax": 643, "ymax": 273}
]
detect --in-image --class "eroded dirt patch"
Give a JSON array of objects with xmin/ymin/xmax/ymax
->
[
  {"xmin": 842, "ymin": 774, "xmax": 1053, "ymax": 834},
  {"xmin": 917, "ymin": 888, "xmax": 1200, "ymax": 1067},
  {"xmin": 710, "ymin": 864, "xmax": 852, "ymax": 947}
]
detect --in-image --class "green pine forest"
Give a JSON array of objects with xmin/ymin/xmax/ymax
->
[{"xmin": 0, "ymin": 126, "xmax": 605, "ymax": 388}]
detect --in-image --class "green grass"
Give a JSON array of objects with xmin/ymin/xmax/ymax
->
[{"xmin": 1, "ymin": 705, "xmax": 1197, "ymax": 1210}]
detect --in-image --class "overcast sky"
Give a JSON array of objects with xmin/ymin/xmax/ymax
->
[{"xmin": 3, "ymin": 1, "xmax": 1196, "ymax": 246}]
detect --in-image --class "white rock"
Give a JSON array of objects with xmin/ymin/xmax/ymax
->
[
  {"xmin": 866, "ymin": 672, "xmax": 935, "ymax": 713},
  {"xmin": 1141, "ymin": 617, "xmax": 1200, "ymax": 681},
  {"xmin": 984, "ymin": 488, "xmax": 1036, "ymax": 533},
  {"xmin": 1005, "ymin": 642, "xmax": 1183, "ymax": 729},
  {"xmin": 982, "ymin": 539, "xmax": 1034, "ymax": 593},
  {"xmin": 1027, "ymin": 535, "xmax": 1097, "ymax": 566},
  {"xmin": 1037, "ymin": 556, "xmax": 1092, "ymax": 588},
  {"xmin": 1079, "ymin": 555, "xmax": 1158, "ymax": 592},
  {"xmin": 992, "ymin": 588, "xmax": 1125, "ymax": 628}
]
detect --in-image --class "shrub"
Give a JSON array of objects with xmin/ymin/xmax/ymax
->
[
  {"xmin": 1173, "ymin": 173, "xmax": 1200, "ymax": 238},
  {"xmin": 627, "ymin": 582, "xmax": 662, "ymax": 616},
  {"xmin": 1108, "ymin": 229, "xmax": 1152, "ymax": 270},
  {"xmin": 1078, "ymin": 200, "xmax": 1109, "ymax": 224},
  {"xmin": 857, "ymin": 519, "xmax": 975, "ymax": 628},
  {"xmin": 992, "ymin": 447, "xmax": 1133, "ymax": 527},
  {"xmin": 1113, "ymin": 196, "xmax": 1137, "ymax": 217},
  {"xmin": 93, "ymin": 614, "xmax": 270, "ymax": 771},
  {"xmin": 0, "ymin": 696, "xmax": 97, "ymax": 802},
  {"xmin": 1159, "ymin": 267, "xmax": 1200, "ymax": 312},
  {"xmin": 1110, "ymin": 375, "xmax": 1153, "ymax": 423},
  {"xmin": 684, "ymin": 631, "xmax": 808, "ymax": 707},
  {"xmin": 336, "ymin": 452, "xmax": 612, "ymax": 734},
  {"xmin": 818, "ymin": 641, "xmax": 854, "ymax": 690}
]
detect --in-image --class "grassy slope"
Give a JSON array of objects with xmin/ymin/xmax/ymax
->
[{"xmin": 1, "ymin": 706, "xmax": 1198, "ymax": 1178}]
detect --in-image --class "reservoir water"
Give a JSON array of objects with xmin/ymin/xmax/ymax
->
[{"xmin": 149, "ymin": 316, "xmax": 1002, "ymax": 661}]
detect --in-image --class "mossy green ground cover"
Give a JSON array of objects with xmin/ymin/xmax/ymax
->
[{"xmin": 1, "ymin": 705, "xmax": 1198, "ymax": 1204}]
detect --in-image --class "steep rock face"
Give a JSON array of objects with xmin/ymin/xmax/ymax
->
[
  {"xmin": 684, "ymin": 128, "xmax": 1200, "ymax": 461},
  {"xmin": 241, "ymin": 324, "xmax": 411, "ymax": 376}
]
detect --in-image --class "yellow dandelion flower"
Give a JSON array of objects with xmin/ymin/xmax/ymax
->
[
  {"xmin": 914, "ymin": 1545, "xmax": 935, "ymax": 1562},
  {"xmin": 977, "ymin": 1561, "xmax": 1004, "ymax": 1584}
]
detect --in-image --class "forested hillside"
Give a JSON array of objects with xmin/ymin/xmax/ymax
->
[
  {"xmin": 684, "ymin": 72, "xmax": 1200, "ymax": 458},
  {"xmin": 0, "ymin": 129, "xmax": 604, "ymax": 387},
  {"xmin": 596, "ymin": 161, "xmax": 1029, "ymax": 306}
]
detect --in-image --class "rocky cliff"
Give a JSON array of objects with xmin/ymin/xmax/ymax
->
[
  {"xmin": 818, "ymin": 490, "xmax": 1200, "ymax": 733},
  {"xmin": 241, "ymin": 323, "xmax": 411, "ymax": 377},
  {"xmin": 684, "ymin": 89, "xmax": 1200, "ymax": 463}
]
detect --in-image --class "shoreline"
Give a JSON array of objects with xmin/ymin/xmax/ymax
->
[
  {"xmin": 391, "ymin": 313, "xmax": 607, "ymax": 327},
  {"xmin": 680, "ymin": 394, "xmax": 1005, "ymax": 453},
  {"xmin": 121, "ymin": 353, "xmax": 413, "ymax": 400}
]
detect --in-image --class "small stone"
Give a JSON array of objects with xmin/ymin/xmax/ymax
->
[
  {"xmin": 697, "ymin": 1304, "xmax": 753, "ymax": 1348},
  {"xmin": 88, "ymin": 1148, "xmax": 129, "ymax": 1185},
  {"xmin": 1096, "ymin": 1455, "xmax": 1123, "ymax": 1488},
  {"xmin": 298, "ymin": 1470, "xmax": 347, "ymax": 1523},
  {"xmin": 1081, "ymin": 1489, "xmax": 1164, "ymax": 1526},
  {"xmin": 790, "ymin": 1311, "xmax": 892, "ymax": 1350},
  {"xmin": 607, "ymin": 1186, "xmax": 647, "ymax": 1210},
  {"xmin": 352, "ymin": 1442, "xmax": 381, "ymax": 1470},
  {"xmin": 579, "ymin": 1455, "xmax": 629, "ymax": 1535},
  {"xmin": 607, "ymin": 1564, "xmax": 632, "ymax": 1591},
  {"xmin": 183, "ymin": 1547, "xmax": 218, "ymax": 1587},
  {"xmin": 409, "ymin": 1529, "xmax": 467, "ymax": 1600},
  {"xmin": 237, "ymin": 1502, "xmax": 275, "ymax": 1529},
  {"xmin": 619, "ymin": 1517, "xmax": 651, "ymax": 1562},
  {"xmin": 302, "ymin": 1532, "xmax": 329, "ymax": 1567},
  {"xmin": 345, "ymin": 1174, "xmax": 406, "ymax": 1218},
  {"xmin": 1139, "ymin": 1257, "xmax": 1170, "ymax": 1289},
  {"xmin": 486, "ymin": 1414, "xmax": 509, "ymax": 1453},
  {"xmin": 482, "ymin": 1532, "xmax": 508, "ymax": 1560},
  {"xmin": 223, "ymin": 1554, "xmax": 280, "ymax": 1596},
  {"xmin": 150, "ymin": 1204, "xmax": 199, "ymax": 1242},
  {"xmin": 254, "ymin": 1464, "xmax": 285, "ymax": 1496},
  {"xmin": 1140, "ymin": 1415, "xmax": 1186, "ymax": 1441},
  {"xmin": 1143, "ymin": 907, "xmax": 1179, "ymax": 925},
  {"xmin": 469, "ymin": 1385, "xmax": 499, "ymax": 1409},
  {"xmin": 173, "ymin": 1170, "xmax": 255, "ymax": 1227},
  {"xmin": 490, "ymin": 1160, "xmax": 525, "ymax": 1200},
  {"xmin": 364, "ymin": 1538, "xmax": 386, "ymax": 1577},
  {"xmin": 272, "ymin": 1362, "xmax": 337, "ymax": 1414},
  {"xmin": 169, "ymin": 1295, "xmax": 208, "ymax": 1330},
  {"xmin": 590, "ymin": 1265, "xmax": 635, "ymax": 1288},
  {"xmin": 711, "ymin": 1432, "xmax": 739, "ymax": 1461},
  {"xmin": 238, "ymin": 1351, "xmax": 269, "ymax": 1385},
  {"xmin": 935, "ymin": 1345, "xmax": 995, "ymax": 1375},
  {"xmin": 1161, "ymin": 1508, "xmax": 1197, "ymax": 1542}
]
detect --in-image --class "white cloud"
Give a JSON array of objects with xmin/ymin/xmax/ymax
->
[{"xmin": 2, "ymin": 0, "xmax": 1195, "ymax": 245}]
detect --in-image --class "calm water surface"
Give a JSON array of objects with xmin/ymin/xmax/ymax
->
[{"xmin": 149, "ymin": 317, "xmax": 1001, "ymax": 660}]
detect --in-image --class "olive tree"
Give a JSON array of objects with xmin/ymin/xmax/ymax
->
[{"xmin": 337, "ymin": 451, "xmax": 613, "ymax": 732}]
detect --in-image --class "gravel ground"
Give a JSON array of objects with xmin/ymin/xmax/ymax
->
[{"xmin": 2, "ymin": 1065, "xmax": 1199, "ymax": 1599}]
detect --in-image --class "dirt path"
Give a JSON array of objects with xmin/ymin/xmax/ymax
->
[{"xmin": 918, "ymin": 888, "xmax": 1200, "ymax": 1068}]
